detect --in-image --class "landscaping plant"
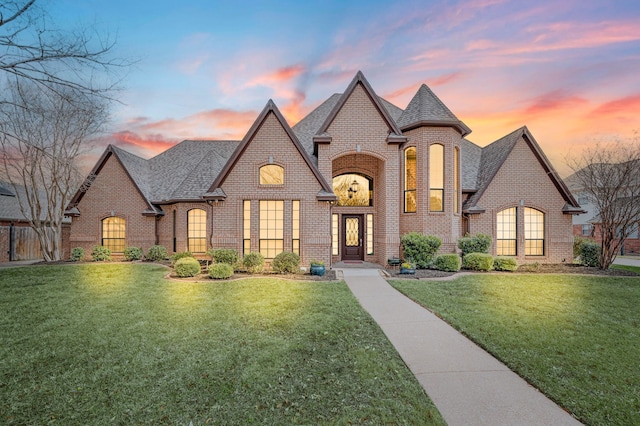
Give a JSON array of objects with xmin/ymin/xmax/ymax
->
[
  {"xmin": 124, "ymin": 246, "xmax": 143, "ymax": 261},
  {"xmin": 170, "ymin": 251, "xmax": 193, "ymax": 265},
  {"xmin": 493, "ymin": 256, "xmax": 518, "ymax": 272},
  {"xmin": 145, "ymin": 245, "xmax": 168, "ymax": 262},
  {"xmin": 457, "ymin": 233, "xmax": 491, "ymax": 257},
  {"xmin": 433, "ymin": 254, "xmax": 461, "ymax": 272},
  {"xmin": 242, "ymin": 252, "xmax": 264, "ymax": 273},
  {"xmin": 462, "ymin": 252, "xmax": 493, "ymax": 271},
  {"xmin": 271, "ymin": 251, "xmax": 300, "ymax": 274},
  {"xmin": 207, "ymin": 248, "xmax": 239, "ymax": 266},
  {"xmin": 208, "ymin": 263, "xmax": 234, "ymax": 279},
  {"xmin": 91, "ymin": 245, "xmax": 111, "ymax": 261},
  {"xmin": 70, "ymin": 247, "xmax": 84, "ymax": 261},
  {"xmin": 174, "ymin": 257, "xmax": 201, "ymax": 277},
  {"xmin": 401, "ymin": 232, "xmax": 441, "ymax": 269}
]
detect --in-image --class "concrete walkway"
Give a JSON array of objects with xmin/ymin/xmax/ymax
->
[{"xmin": 338, "ymin": 267, "xmax": 582, "ymax": 426}]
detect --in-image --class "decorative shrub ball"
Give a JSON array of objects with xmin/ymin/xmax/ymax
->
[
  {"xmin": 209, "ymin": 263, "xmax": 234, "ymax": 279},
  {"xmin": 174, "ymin": 257, "xmax": 201, "ymax": 278}
]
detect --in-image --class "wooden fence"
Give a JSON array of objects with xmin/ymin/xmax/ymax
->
[{"xmin": 1, "ymin": 225, "xmax": 44, "ymax": 261}]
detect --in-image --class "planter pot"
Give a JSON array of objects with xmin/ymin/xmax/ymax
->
[
  {"xmin": 310, "ymin": 265, "xmax": 326, "ymax": 276},
  {"xmin": 400, "ymin": 267, "xmax": 416, "ymax": 275}
]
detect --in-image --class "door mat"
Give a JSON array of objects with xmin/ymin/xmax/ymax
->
[{"xmin": 343, "ymin": 261, "xmax": 363, "ymax": 264}]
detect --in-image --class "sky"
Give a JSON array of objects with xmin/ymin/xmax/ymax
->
[{"xmin": 50, "ymin": 0, "xmax": 640, "ymax": 176}]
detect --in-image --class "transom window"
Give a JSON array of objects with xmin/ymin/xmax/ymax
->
[
  {"xmin": 332, "ymin": 173, "xmax": 373, "ymax": 207},
  {"xmin": 430, "ymin": 144, "xmax": 444, "ymax": 212},
  {"xmin": 259, "ymin": 164, "xmax": 284, "ymax": 185},
  {"xmin": 524, "ymin": 208, "xmax": 544, "ymax": 256},
  {"xmin": 187, "ymin": 208, "xmax": 207, "ymax": 253},
  {"xmin": 404, "ymin": 147, "xmax": 416, "ymax": 213},
  {"xmin": 102, "ymin": 217, "xmax": 125, "ymax": 253},
  {"xmin": 259, "ymin": 200, "xmax": 284, "ymax": 259},
  {"xmin": 496, "ymin": 207, "xmax": 516, "ymax": 256}
]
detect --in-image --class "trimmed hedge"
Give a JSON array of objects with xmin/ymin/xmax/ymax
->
[
  {"xmin": 493, "ymin": 256, "xmax": 518, "ymax": 272},
  {"xmin": 208, "ymin": 248, "xmax": 238, "ymax": 266},
  {"xmin": 462, "ymin": 252, "xmax": 494, "ymax": 271},
  {"xmin": 271, "ymin": 251, "xmax": 300, "ymax": 274},
  {"xmin": 209, "ymin": 263, "xmax": 234, "ymax": 279},
  {"xmin": 170, "ymin": 251, "xmax": 193, "ymax": 265},
  {"xmin": 433, "ymin": 254, "xmax": 461, "ymax": 272},
  {"xmin": 146, "ymin": 245, "xmax": 168, "ymax": 262},
  {"xmin": 70, "ymin": 247, "xmax": 84, "ymax": 262},
  {"xmin": 91, "ymin": 245, "xmax": 111, "ymax": 262},
  {"xmin": 124, "ymin": 246, "xmax": 143, "ymax": 261},
  {"xmin": 401, "ymin": 232, "xmax": 441, "ymax": 269},
  {"xmin": 580, "ymin": 241, "xmax": 600, "ymax": 267},
  {"xmin": 243, "ymin": 252, "xmax": 264, "ymax": 273},
  {"xmin": 174, "ymin": 257, "xmax": 201, "ymax": 278},
  {"xmin": 457, "ymin": 233, "xmax": 491, "ymax": 257}
]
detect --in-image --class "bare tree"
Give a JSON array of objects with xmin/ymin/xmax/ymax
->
[
  {"xmin": 1, "ymin": 1, "xmax": 125, "ymax": 99},
  {"xmin": 0, "ymin": 80, "xmax": 108, "ymax": 261},
  {"xmin": 566, "ymin": 135, "xmax": 640, "ymax": 269}
]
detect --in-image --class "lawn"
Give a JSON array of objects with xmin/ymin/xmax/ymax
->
[
  {"xmin": 390, "ymin": 274, "xmax": 640, "ymax": 426},
  {"xmin": 0, "ymin": 263, "xmax": 445, "ymax": 425}
]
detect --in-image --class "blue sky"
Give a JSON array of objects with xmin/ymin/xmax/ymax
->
[{"xmin": 50, "ymin": 0, "xmax": 640, "ymax": 175}]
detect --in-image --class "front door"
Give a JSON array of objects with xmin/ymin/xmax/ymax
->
[{"xmin": 342, "ymin": 215, "xmax": 364, "ymax": 261}]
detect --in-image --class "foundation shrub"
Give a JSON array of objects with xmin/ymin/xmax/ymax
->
[
  {"xmin": 463, "ymin": 252, "xmax": 494, "ymax": 271},
  {"xmin": 242, "ymin": 252, "xmax": 264, "ymax": 273},
  {"xmin": 91, "ymin": 245, "xmax": 111, "ymax": 262},
  {"xmin": 70, "ymin": 247, "xmax": 84, "ymax": 261},
  {"xmin": 580, "ymin": 241, "xmax": 601, "ymax": 267},
  {"xmin": 174, "ymin": 257, "xmax": 201, "ymax": 278},
  {"xmin": 271, "ymin": 251, "xmax": 300, "ymax": 274},
  {"xmin": 146, "ymin": 245, "xmax": 168, "ymax": 262},
  {"xmin": 457, "ymin": 233, "xmax": 491, "ymax": 257},
  {"xmin": 401, "ymin": 232, "xmax": 441, "ymax": 269},
  {"xmin": 209, "ymin": 263, "xmax": 234, "ymax": 279},
  {"xmin": 433, "ymin": 254, "xmax": 461, "ymax": 272},
  {"xmin": 170, "ymin": 251, "xmax": 193, "ymax": 265},
  {"xmin": 493, "ymin": 256, "xmax": 518, "ymax": 272},
  {"xmin": 208, "ymin": 248, "xmax": 238, "ymax": 266},
  {"xmin": 124, "ymin": 247, "xmax": 143, "ymax": 261}
]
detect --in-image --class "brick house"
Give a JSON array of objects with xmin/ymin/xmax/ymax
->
[{"xmin": 65, "ymin": 71, "xmax": 582, "ymax": 266}]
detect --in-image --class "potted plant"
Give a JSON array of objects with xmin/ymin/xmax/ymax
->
[
  {"xmin": 400, "ymin": 261, "xmax": 416, "ymax": 274},
  {"xmin": 310, "ymin": 260, "xmax": 326, "ymax": 276}
]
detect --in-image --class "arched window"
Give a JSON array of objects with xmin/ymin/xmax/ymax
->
[
  {"xmin": 102, "ymin": 217, "xmax": 125, "ymax": 253},
  {"xmin": 404, "ymin": 147, "xmax": 416, "ymax": 213},
  {"xmin": 454, "ymin": 147, "xmax": 460, "ymax": 214},
  {"xmin": 332, "ymin": 173, "xmax": 373, "ymax": 207},
  {"xmin": 524, "ymin": 208, "xmax": 544, "ymax": 256},
  {"xmin": 430, "ymin": 144, "xmax": 444, "ymax": 212},
  {"xmin": 188, "ymin": 209, "xmax": 207, "ymax": 253},
  {"xmin": 496, "ymin": 207, "xmax": 516, "ymax": 256},
  {"xmin": 259, "ymin": 164, "xmax": 284, "ymax": 185}
]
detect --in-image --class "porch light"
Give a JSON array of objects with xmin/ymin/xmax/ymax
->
[{"xmin": 348, "ymin": 179, "xmax": 360, "ymax": 198}]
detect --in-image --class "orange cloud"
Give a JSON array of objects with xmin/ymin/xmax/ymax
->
[
  {"xmin": 589, "ymin": 94, "xmax": 640, "ymax": 120},
  {"xmin": 520, "ymin": 90, "xmax": 588, "ymax": 118}
]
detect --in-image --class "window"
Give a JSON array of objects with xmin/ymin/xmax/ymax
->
[
  {"xmin": 243, "ymin": 200, "xmax": 251, "ymax": 255},
  {"xmin": 454, "ymin": 147, "xmax": 460, "ymax": 214},
  {"xmin": 629, "ymin": 223, "xmax": 639, "ymax": 239},
  {"xmin": 102, "ymin": 217, "xmax": 125, "ymax": 253},
  {"xmin": 430, "ymin": 144, "xmax": 444, "ymax": 212},
  {"xmin": 524, "ymin": 208, "xmax": 544, "ymax": 256},
  {"xmin": 259, "ymin": 165, "xmax": 284, "ymax": 185},
  {"xmin": 366, "ymin": 214, "xmax": 374, "ymax": 255},
  {"xmin": 404, "ymin": 147, "xmax": 416, "ymax": 213},
  {"xmin": 259, "ymin": 200, "xmax": 283, "ymax": 259},
  {"xmin": 332, "ymin": 173, "xmax": 373, "ymax": 206},
  {"xmin": 188, "ymin": 208, "xmax": 207, "ymax": 253},
  {"xmin": 332, "ymin": 214, "xmax": 339, "ymax": 256},
  {"xmin": 292, "ymin": 200, "xmax": 300, "ymax": 255},
  {"xmin": 582, "ymin": 224, "xmax": 592, "ymax": 237},
  {"xmin": 496, "ymin": 207, "xmax": 516, "ymax": 256}
]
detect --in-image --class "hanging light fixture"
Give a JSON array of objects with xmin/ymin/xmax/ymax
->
[{"xmin": 348, "ymin": 178, "xmax": 359, "ymax": 198}]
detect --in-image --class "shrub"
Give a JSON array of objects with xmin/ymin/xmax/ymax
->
[
  {"xmin": 91, "ymin": 245, "xmax": 111, "ymax": 262},
  {"xmin": 146, "ymin": 245, "xmax": 168, "ymax": 262},
  {"xmin": 271, "ymin": 251, "xmax": 300, "ymax": 274},
  {"xmin": 70, "ymin": 247, "xmax": 84, "ymax": 262},
  {"xmin": 174, "ymin": 257, "xmax": 201, "ymax": 278},
  {"xmin": 207, "ymin": 248, "xmax": 238, "ymax": 265},
  {"xmin": 433, "ymin": 254, "xmax": 461, "ymax": 272},
  {"xmin": 243, "ymin": 252, "xmax": 264, "ymax": 273},
  {"xmin": 401, "ymin": 232, "xmax": 441, "ymax": 269},
  {"xmin": 580, "ymin": 241, "xmax": 601, "ymax": 267},
  {"xmin": 573, "ymin": 236, "xmax": 592, "ymax": 259},
  {"xmin": 209, "ymin": 263, "xmax": 234, "ymax": 279},
  {"xmin": 124, "ymin": 246, "xmax": 143, "ymax": 261},
  {"xmin": 170, "ymin": 251, "xmax": 193, "ymax": 265},
  {"xmin": 462, "ymin": 252, "xmax": 494, "ymax": 271},
  {"xmin": 457, "ymin": 233, "xmax": 492, "ymax": 257},
  {"xmin": 493, "ymin": 256, "xmax": 518, "ymax": 272}
]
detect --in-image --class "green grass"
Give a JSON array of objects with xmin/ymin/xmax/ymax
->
[
  {"xmin": 390, "ymin": 274, "xmax": 640, "ymax": 426},
  {"xmin": 0, "ymin": 264, "xmax": 444, "ymax": 425},
  {"xmin": 610, "ymin": 263, "xmax": 640, "ymax": 274}
]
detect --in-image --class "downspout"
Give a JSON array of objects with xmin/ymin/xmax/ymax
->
[{"xmin": 9, "ymin": 223, "xmax": 15, "ymax": 261}]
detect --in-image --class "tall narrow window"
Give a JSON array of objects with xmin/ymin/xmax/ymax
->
[
  {"xmin": 454, "ymin": 147, "xmax": 460, "ymax": 214},
  {"xmin": 404, "ymin": 147, "xmax": 416, "ymax": 213},
  {"xmin": 259, "ymin": 165, "xmax": 284, "ymax": 185},
  {"xmin": 172, "ymin": 210, "xmax": 177, "ymax": 252},
  {"xmin": 292, "ymin": 200, "xmax": 300, "ymax": 255},
  {"xmin": 188, "ymin": 208, "xmax": 207, "ymax": 253},
  {"xmin": 332, "ymin": 214, "xmax": 339, "ymax": 256},
  {"xmin": 259, "ymin": 200, "xmax": 284, "ymax": 259},
  {"xmin": 243, "ymin": 200, "xmax": 251, "ymax": 255},
  {"xmin": 496, "ymin": 207, "xmax": 517, "ymax": 256},
  {"xmin": 430, "ymin": 144, "xmax": 444, "ymax": 212},
  {"xmin": 102, "ymin": 217, "xmax": 125, "ymax": 253},
  {"xmin": 524, "ymin": 208, "xmax": 544, "ymax": 256},
  {"xmin": 366, "ymin": 214, "xmax": 374, "ymax": 255}
]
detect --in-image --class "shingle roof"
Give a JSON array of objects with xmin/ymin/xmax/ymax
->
[
  {"xmin": 460, "ymin": 138, "xmax": 482, "ymax": 191},
  {"xmin": 0, "ymin": 180, "xmax": 67, "ymax": 222},
  {"xmin": 292, "ymin": 94, "xmax": 342, "ymax": 158}
]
